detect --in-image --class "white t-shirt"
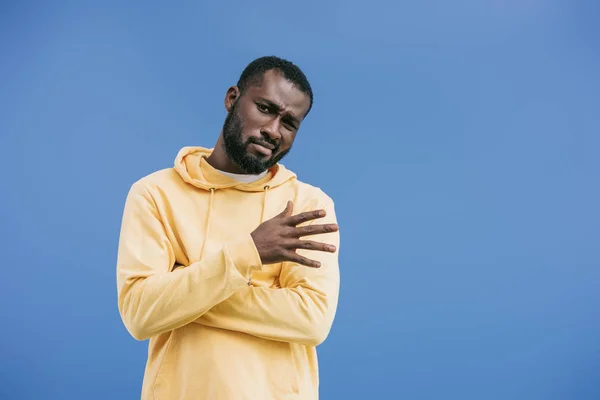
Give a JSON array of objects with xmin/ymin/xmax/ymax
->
[{"xmin": 217, "ymin": 169, "xmax": 268, "ymax": 183}]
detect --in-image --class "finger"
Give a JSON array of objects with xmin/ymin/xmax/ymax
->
[
  {"xmin": 292, "ymin": 239, "xmax": 337, "ymax": 253},
  {"xmin": 278, "ymin": 201, "xmax": 294, "ymax": 218},
  {"xmin": 286, "ymin": 209, "xmax": 327, "ymax": 226},
  {"xmin": 285, "ymin": 252, "xmax": 322, "ymax": 268},
  {"xmin": 294, "ymin": 223, "xmax": 339, "ymax": 237}
]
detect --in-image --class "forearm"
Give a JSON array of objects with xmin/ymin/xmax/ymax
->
[
  {"xmin": 197, "ymin": 195, "xmax": 341, "ymax": 346},
  {"xmin": 118, "ymin": 235, "xmax": 261, "ymax": 341},
  {"xmin": 197, "ymin": 282, "xmax": 338, "ymax": 346}
]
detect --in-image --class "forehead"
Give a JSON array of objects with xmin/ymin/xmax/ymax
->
[{"xmin": 245, "ymin": 69, "xmax": 311, "ymax": 118}]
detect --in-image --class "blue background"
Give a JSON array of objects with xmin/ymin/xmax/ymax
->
[{"xmin": 1, "ymin": 1, "xmax": 599, "ymax": 399}]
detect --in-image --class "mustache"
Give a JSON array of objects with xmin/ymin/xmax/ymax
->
[{"xmin": 248, "ymin": 136, "xmax": 278, "ymax": 152}]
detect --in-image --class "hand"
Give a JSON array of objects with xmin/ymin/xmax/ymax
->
[{"xmin": 251, "ymin": 201, "xmax": 339, "ymax": 268}]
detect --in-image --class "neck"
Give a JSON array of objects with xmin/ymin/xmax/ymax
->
[{"xmin": 205, "ymin": 135, "xmax": 246, "ymax": 174}]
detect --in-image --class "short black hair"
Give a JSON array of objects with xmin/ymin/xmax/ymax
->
[{"xmin": 236, "ymin": 56, "xmax": 314, "ymax": 116}]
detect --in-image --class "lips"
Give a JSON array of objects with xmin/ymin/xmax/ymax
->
[
  {"xmin": 249, "ymin": 140, "xmax": 276, "ymax": 156},
  {"xmin": 252, "ymin": 140, "xmax": 274, "ymax": 150}
]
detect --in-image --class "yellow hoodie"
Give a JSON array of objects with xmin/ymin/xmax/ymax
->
[{"xmin": 116, "ymin": 146, "xmax": 340, "ymax": 400}]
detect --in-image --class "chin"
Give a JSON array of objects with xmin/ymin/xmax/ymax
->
[{"xmin": 236, "ymin": 155, "xmax": 269, "ymax": 174}]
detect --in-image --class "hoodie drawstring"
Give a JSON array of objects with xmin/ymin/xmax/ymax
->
[
  {"xmin": 250, "ymin": 185, "xmax": 270, "ymax": 286},
  {"xmin": 199, "ymin": 185, "xmax": 270, "ymax": 262},
  {"xmin": 260, "ymin": 185, "xmax": 270, "ymax": 223},
  {"xmin": 198, "ymin": 188, "xmax": 215, "ymax": 261}
]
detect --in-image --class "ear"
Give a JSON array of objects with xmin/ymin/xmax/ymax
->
[{"xmin": 224, "ymin": 86, "xmax": 240, "ymax": 112}]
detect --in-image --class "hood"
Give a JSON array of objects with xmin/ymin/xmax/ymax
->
[{"xmin": 174, "ymin": 146, "xmax": 296, "ymax": 192}]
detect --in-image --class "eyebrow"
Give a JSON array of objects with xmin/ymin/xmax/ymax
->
[{"xmin": 258, "ymin": 97, "xmax": 300, "ymax": 125}]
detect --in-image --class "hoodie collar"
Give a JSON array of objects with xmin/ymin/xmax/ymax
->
[{"xmin": 174, "ymin": 146, "xmax": 296, "ymax": 192}]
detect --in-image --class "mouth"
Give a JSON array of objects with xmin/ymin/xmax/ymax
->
[{"xmin": 249, "ymin": 141, "xmax": 275, "ymax": 157}]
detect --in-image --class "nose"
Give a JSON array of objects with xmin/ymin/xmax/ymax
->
[{"xmin": 260, "ymin": 117, "xmax": 282, "ymax": 142}]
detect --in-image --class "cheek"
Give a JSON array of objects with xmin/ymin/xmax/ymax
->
[
  {"xmin": 236, "ymin": 120, "xmax": 257, "ymax": 141},
  {"xmin": 240, "ymin": 117, "xmax": 263, "ymax": 137},
  {"xmin": 278, "ymin": 133, "xmax": 296, "ymax": 151}
]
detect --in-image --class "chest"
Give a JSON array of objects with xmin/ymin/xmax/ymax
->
[{"xmin": 164, "ymin": 188, "xmax": 289, "ymax": 288}]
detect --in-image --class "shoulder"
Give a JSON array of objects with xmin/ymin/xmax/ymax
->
[
  {"xmin": 289, "ymin": 177, "xmax": 336, "ymax": 211},
  {"xmin": 126, "ymin": 168, "xmax": 187, "ymax": 202},
  {"xmin": 130, "ymin": 168, "xmax": 183, "ymax": 191}
]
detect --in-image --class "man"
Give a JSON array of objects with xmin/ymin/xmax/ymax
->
[{"xmin": 116, "ymin": 56, "xmax": 341, "ymax": 400}]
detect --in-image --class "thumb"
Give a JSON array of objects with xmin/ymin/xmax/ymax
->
[{"xmin": 278, "ymin": 200, "xmax": 293, "ymax": 217}]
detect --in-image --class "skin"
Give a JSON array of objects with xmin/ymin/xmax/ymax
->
[
  {"xmin": 251, "ymin": 201, "xmax": 339, "ymax": 268},
  {"xmin": 206, "ymin": 68, "xmax": 338, "ymax": 267},
  {"xmin": 206, "ymin": 69, "xmax": 311, "ymax": 175}
]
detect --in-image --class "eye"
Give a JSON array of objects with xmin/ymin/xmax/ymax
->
[
  {"xmin": 283, "ymin": 119, "xmax": 297, "ymax": 131},
  {"xmin": 257, "ymin": 103, "xmax": 269, "ymax": 113}
]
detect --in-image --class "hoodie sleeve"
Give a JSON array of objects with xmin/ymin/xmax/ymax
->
[
  {"xmin": 196, "ymin": 195, "xmax": 341, "ymax": 347},
  {"xmin": 116, "ymin": 182, "xmax": 261, "ymax": 341}
]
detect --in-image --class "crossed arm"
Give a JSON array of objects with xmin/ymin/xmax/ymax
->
[
  {"xmin": 194, "ymin": 219, "xmax": 340, "ymax": 346},
  {"xmin": 116, "ymin": 182, "xmax": 340, "ymax": 346}
]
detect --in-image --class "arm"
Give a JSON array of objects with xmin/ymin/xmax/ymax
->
[
  {"xmin": 116, "ymin": 182, "xmax": 261, "ymax": 341},
  {"xmin": 196, "ymin": 196, "xmax": 340, "ymax": 347}
]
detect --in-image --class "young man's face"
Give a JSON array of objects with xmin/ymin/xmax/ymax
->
[{"xmin": 222, "ymin": 69, "xmax": 311, "ymax": 174}]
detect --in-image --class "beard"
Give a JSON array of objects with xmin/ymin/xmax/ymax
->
[{"xmin": 222, "ymin": 101, "xmax": 291, "ymax": 174}]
